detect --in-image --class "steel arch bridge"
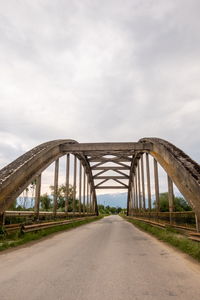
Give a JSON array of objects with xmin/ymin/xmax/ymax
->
[{"xmin": 0, "ymin": 138, "xmax": 200, "ymax": 225}]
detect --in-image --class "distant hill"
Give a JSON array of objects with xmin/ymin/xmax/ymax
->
[
  {"xmin": 16, "ymin": 191, "xmax": 184, "ymax": 210},
  {"xmin": 96, "ymin": 190, "xmax": 183, "ymax": 208},
  {"xmin": 97, "ymin": 193, "xmax": 127, "ymax": 208}
]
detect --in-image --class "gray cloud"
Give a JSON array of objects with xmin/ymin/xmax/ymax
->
[{"xmin": 0, "ymin": 0, "xmax": 199, "ymax": 172}]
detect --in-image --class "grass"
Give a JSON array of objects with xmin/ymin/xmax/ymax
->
[
  {"xmin": 123, "ymin": 216, "xmax": 200, "ymax": 262},
  {"xmin": 0, "ymin": 216, "xmax": 103, "ymax": 252}
]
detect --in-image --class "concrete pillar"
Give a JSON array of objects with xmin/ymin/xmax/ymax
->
[
  {"xmin": 141, "ymin": 154, "xmax": 146, "ymax": 210},
  {"xmin": 135, "ymin": 172, "xmax": 138, "ymax": 210},
  {"xmin": 0, "ymin": 213, "xmax": 5, "ymax": 226},
  {"xmin": 137, "ymin": 162, "xmax": 142, "ymax": 211},
  {"xmin": 146, "ymin": 153, "xmax": 152, "ymax": 211},
  {"xmin": 79, "ymin": 162, "xmax": 82, "ymax": 216},
  {"xmin": 132, "ymin": 184, "xmax": 134, "ymax": 215},
  {"xmin": 89, "ymin": 184, "xmax": 92, "ymax": 213},
  {"xmin": 65, "ymin": 153, "xmax": 70, "ymax": 214},
  {"xmin": 53, "ymin": 159, "xmax": 59, "ymax": 217},
  {"xmin": 133, "ymin": 179, "xmax": 136, "ymax": 214},
  {"xmin": 91, "ymin": 190, "xmax": 94, "ymax": 213},
  {"xmin": 154, "ymin": 158, "xmax": 160, "ymax": 212},
  {"xmin": 168, "ymin": 175, "xmax": 174, "ymax": 224},
  {"xmin": 195, "ymin": 214, "xmax": 200, "ymax": 232},
  {"xmin": 83, "ymin": 170, "xmax": 86, "ymax": 216},
  {"xmin": 34, "ymin": 174, "xmax": 41, "ymax": 220},
  {"xmin": 73, "ymin": 156, "xmax": 77, "ymax": 216},
  {"xmin": 129, "ymin": 187, "xmax": 132, "ymax": 216},
  {"xmin": 132, "ymin": 181, "xmax": 135, "ymax": 215},
  {"xmin": 87, "ymin": 176, "xmax": 89, "ymax": 215}
]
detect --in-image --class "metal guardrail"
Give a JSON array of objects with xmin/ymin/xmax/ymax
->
[
  {"xmin": 3, "ymin": 215, "xmax": 97, "ymax": 234},
  {"xmin": 130, "ymin": 211, "xmax": 196, "ymax": 229},
  {"xmin": 22, "ymin": 217, "xmax": 91, "ymax": 233},
  {"xmin": 4, "ymin": 211, "xmax": 95, "ymax": 217}
]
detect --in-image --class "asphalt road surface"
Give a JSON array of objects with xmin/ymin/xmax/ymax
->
[{"xmin": 0, "ymin": 215, "xmax": 200, "ymax": 300}]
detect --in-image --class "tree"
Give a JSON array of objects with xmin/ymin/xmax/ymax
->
[
  {"xmin": 50, "ymin": 184, "xmax": 78, "ymax": 211},
  {"xmin": 97, "ymin": 204, "xmax": 122, "ymax": 215},
  {"xmin": 154, "ymin": 193, "xmax": 192, "ymax": 212},
  {"xmin": 40, "ymin": 193, "xmax": 52, "ymax": 210}
]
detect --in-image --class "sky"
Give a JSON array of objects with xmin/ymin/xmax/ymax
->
[{"xmin": 0, "ymin": 0, "xmax": 200, "ymax": 197}]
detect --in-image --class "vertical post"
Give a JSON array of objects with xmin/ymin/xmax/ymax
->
[
  {"xmin": 168, "ymin": 175, "xmax": 174, "ymax": 224},
  {"xmin": 93, "ymin": 192, "xmax": 97, "ymax": 215},
  {"xmin": 141, "ymin": 155, "xmax": 146, "ymax": 210},
  {"xmin": 34, "ymin": 174, "xmax": 41, "ymax": 220},
  {"xmin": 129, "ymin": 187, "xmax": 132, "ymax": 216},
  {"xmin": 79, "ymin": 162, "xmax": 82, "ymax": 216},
  {"xmin": 89, "ymin": 183, "xmax": 92, "ymax": 214},
  {"xmin": 91, "ymin": 190, "xmax": 94, "ymax": 214},
  {"xmin": 131, "ymin": 185, "xmax": 134, "ymax": 216},
  {"xmin": 83, "ymin": 169, "xmax": 86, "ymax": 216},
  {"xmin": 195, "ymin": 215, "xmax": 200, "ymax": 233},
  {"xmin": 86, "ymin": 175, "xmax": 89, "ymax": 215},
  {"xmin": 146, "ymin": 153, "xmax": 152, "ymax": 211},
  {"xmin": 73, "ymin": 156, "xmax": 77, "ymax": 216},
  {"xmin": 127, "ymin": 189, "xmax": 130, "ymax": 216},
  {"xmin": 135, "ymin": 172, "xmax": 138, "ymax": 211},
  {"xmin": 65, "ymin": 153, "xmax": 70, "ymax": 214},
  {"xmin": 131, "ymin": 181, "xmax": 135, "ymax": 215},
  {"xmin": 133, "ymin": 181, "xmax": 136, "ymax": 213},
  {"xmin": 154, "ymin": 158, "xmax": 160, "ymax": 212},
  {"xmin": 0, "ymin": 213, "xmax": 5, "ymax": 227},
  {"xmin": 53, "ymin": 159, "xmax": 59, "ymax": 217},
  {"xmin": 137, "ymin": 161, "xmax": 142, "ymax": 211}
]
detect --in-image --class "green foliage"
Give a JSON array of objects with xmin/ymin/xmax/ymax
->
[
  {"xmin": 154, "ymin": 193, "xmax": 192, "ymax": 212},
  {"xmin": 50, "ymin": 184, "xmax": 79, "ymax": 211},
  {"xmin": 98, "ymin": 205, "xmax": 122, "ymax": 215},
  {"xmin": 0, "ymin": 216, "xmax": 103, "ymax": 252},
  {"xmin": 40, "ymin": 193, "xmax": 52, "ymax": 210}
]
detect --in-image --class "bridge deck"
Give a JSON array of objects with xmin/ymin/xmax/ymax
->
[{"xmin": 0, "ymin": 216, "xmax": 200, "ymax": 300}]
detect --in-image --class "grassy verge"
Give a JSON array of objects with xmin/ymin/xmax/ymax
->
[
  {"xmin": 123, "ymin": 216, "xmax": 200, "ymax": 262},
  {"xmin": 0, "ymin": 216, "xmax": 103, "ymax": 252}
]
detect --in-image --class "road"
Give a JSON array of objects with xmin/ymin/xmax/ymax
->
[{"xmin": 0, "ymin": 215, "xmax": 200, "ymax": 300}]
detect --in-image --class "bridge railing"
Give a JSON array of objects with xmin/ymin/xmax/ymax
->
[
  {"xmin": 128, "ymin": 138, "xmax": 200, "ymax": 232},
  {"xmin": 130, "ymin": 211, "xmax": 196, "ymax": 229},
  {"xmin": 0, "ymin": 140, "xmax": 98, "ymax": 224}
]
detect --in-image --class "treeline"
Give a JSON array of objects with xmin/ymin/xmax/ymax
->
[
  {"xmin": 154, "ymin": 193, "xmax": 192, "ymax": 212},
  {"xmin": 98, "ymin": 205, "xmax": 123, "ymax": 215},
  {"xmin": 11, "ymin": 184, "xmax": 79, "ymax": 212}
]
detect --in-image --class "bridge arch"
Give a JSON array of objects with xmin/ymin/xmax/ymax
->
[
  {"xmin": 138, "ymin": 138, "xmax": 200, "ymax": 218},
  {"xmin": 0, "ymin": 139, "xmax": 97, "ymax": 214},
  {"xmin": 0, "ymin": 137, "xmax": 199, "ymax": 220}
]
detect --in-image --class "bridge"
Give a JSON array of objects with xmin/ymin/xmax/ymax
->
[
  {"xmin": 0, "ymin": 137, "xmax": 200, "ymax": 300},
  {"xmin": 0, "ymin": 137, "xmax": 200, "ymax": 227}
]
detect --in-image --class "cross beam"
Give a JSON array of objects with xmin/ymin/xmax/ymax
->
[
  {"xmin": 89, "ymin": 157, "xmax": 132, "ymax": 162},
  {"xmin": 93, "ymin": 176, "xmax": 128, "ymax": 180},
  {"xmin": 95, "ymin": 186, "xmax": 128, "ymax": 189},
  {"xmin": 61, "ymin": 142, "xmax": 152, "ymax": 152}
]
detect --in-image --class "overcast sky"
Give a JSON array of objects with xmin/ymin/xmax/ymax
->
[{"xmin": 0, "ymin": 0, "xmax": 200, "ymax": 170}]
